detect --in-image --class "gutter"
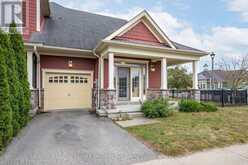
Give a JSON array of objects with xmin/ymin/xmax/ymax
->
[
  {"xmin": 93, "ymin": 48, "xmax": 101, "ymax": 110},
  {"xmin": 33, "ymin": 46, "xmax": 41, "ymax": 109}
]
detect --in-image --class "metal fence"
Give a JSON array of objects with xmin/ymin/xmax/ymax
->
[{"xmin": 200, "ymin": 89, "xmax": 248, "ymax": 107}]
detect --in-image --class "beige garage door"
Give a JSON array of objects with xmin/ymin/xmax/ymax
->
[{"xmin": 44, "ymin": 71, "xmax": 92, "ymax": 111}]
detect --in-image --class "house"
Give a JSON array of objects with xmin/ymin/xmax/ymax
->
[
  {"xmin": 18, "ymin": 0, "xmax": 208, "ymax": 116},
  {"xmin": 198, "ymin": 69, "xmax": 248, "ymax": 90},
  {"xmin": 198, "ymin": 70, "xmax": 226, "ymax": 90}
]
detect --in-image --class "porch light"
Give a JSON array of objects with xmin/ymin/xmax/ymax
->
[
  {"xmin": 68, "ymin": 60, "xmax": 73, "ymax": 68},
  {"xmin": 150, "ymin": 63, "xmax": 155, "ymax": 72}
]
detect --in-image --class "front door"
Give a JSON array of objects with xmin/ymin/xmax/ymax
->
[
  {"xmin": 117, "ymin": 67, "xmax": 130, "ymax": 101},
  {"xmin": 131, "ymin": 67, "xmax": 142, "ymax": 101}
]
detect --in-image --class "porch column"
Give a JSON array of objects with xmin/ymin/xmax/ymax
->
[
  {"xmin": 100, "ymin": 56, "xmax": 104, "ymax": 89},
  {"xmin": 27, "ymin": 51, "xmax": 33, "ymax": 89},
  {"xmin": 192, "ymin": 60, "xmax": 199, "ymax": 89},
  {"xmin": 161, "ymin": 58, "xmax": 168, "ymax": 90},
  {"xmin": 108, "ymin": 52, "xmax": 115, "ymax": 90}
]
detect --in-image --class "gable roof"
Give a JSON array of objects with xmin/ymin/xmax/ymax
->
[
  {"xmin": 198, "ymin": 70, "xmax": 228, "ymax": 81},
  {"xmin": 104, "ymin": 10, "xmax": 176, "ymax": 49},
  {"xmin": 30, "ymin": 2, "xmax": 127, "ymax": 50},
  {"xmin": 29, "ymin": 2, "xmax": 207, "ymax": 54}
]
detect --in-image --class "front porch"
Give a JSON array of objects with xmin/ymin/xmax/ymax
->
[{"xmin": 94, "ymin": 40, "xmax": 204, "ymax": 117}]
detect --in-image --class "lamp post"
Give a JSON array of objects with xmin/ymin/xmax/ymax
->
[{"xmin": 210, "ymin": 52, "xmax": 215, "ymax": 90}]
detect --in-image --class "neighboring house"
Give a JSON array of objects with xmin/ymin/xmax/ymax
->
[
  {"xmin": 198, "ymin": 70, "xmax": 248, "ymax": 90},
  {"xmin": 17, "ymin": 0, "xmax": 207, "ymax": 116},
  {"xmin": 198, "ymin": 70, "xmax": 226, "ymax": 90}
]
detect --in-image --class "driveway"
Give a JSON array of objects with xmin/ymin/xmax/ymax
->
[{"xmin": 0, "ymin": 111, "xmax": 157, "ymax": 165}]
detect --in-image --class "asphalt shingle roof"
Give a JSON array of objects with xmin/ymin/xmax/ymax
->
[
  {"xmin": 30, "ymin": 2, "xmax": 206, "ymax": 54},
  {"xmin": 30, "ymin": 2, "xmax": 127, "ymax": 50}
]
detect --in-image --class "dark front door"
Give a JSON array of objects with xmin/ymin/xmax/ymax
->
[{"xmin": 117, "ymin": 67, "xmax": 129, "ymax": 101}]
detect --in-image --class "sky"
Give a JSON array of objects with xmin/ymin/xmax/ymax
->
[{"xmin": 52, "ymin": 0, "xmax": 248, "ymax": 71}]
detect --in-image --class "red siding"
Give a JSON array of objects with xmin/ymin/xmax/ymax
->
[
  {"xmin": 149, "ymin": 61, "xmax": 161, "ymax": 89},
  {"xmin": 40, "ymin": 55, "xmax": 98, "ymax": 87},
  {"xmin": 115, "ymin": 21, "xmax": 161, "ymax": 44}
]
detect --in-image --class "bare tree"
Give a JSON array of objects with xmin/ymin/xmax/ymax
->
[{"xmin": 219, "ymin": 54, "xmax": 248, "ymax": 89}]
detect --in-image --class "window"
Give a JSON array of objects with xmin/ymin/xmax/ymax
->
[
  {"xmin": 49, "ymin": 77, "xmax": 53, "ymax": 83},
  {"xmin": 71, "ymin": 76, "xmax": 75, "ymax": 83},
  {"xmin": 64, "ymin": 76, "xmax": 68, "ymax": 83},
  {"xmin": 54, "ymin": 76, "xmax": 58, "ymax": 83}
]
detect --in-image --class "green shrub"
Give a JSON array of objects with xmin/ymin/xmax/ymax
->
[
  {"xmin": 0, "ymin": 29, "xmax": 20, "ymax": 136},
  {"xmin": 179, "ymin": 99, "xmax": 218, "ymax": 112},
  {"xmin": 200, "ymin": 102, "xmax": 218, "ymax": 112},
  {"xmin": 0, "ymin": 30, "xmax": 13, "ymax": 149},
  {"xmin": 9, "ymin": 23, "xmax": 31, "ymax": 127},
  {"xmin": 179, "ymin": 99, "xmax": 202, "ymax": 112},
  {"xmin": 141, "ymin": 98, "xmax": 173, "ymax": 118}
]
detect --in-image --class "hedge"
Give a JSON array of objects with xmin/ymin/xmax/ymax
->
[
  {"xmin": 9, "ymin": 23, "xmax": 31, "ymax": 127},
  {"xmin": 0, "ymin": 23, "xmax": 31, "ymax": 152},
  {"xmin": 0, "ymin": 30, "xmax": 13, "ymax": 149}
]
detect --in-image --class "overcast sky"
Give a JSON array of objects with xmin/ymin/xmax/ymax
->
[{"xmin": 52, "ymin": 0, "xmax": 248, "ymax": 71}]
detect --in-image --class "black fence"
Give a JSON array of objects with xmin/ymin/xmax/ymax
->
[{"xmin": 200, "ymin": 90, "xmax": 248, "ymax": 107}]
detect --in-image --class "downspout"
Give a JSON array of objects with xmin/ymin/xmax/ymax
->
[
  {"xmin": 34, "ymin": 46, "xmax": 41, "ymax": 109},
  {"xmin": 93, "ymin": 48, "xmax": 101, "ymax": 109}
]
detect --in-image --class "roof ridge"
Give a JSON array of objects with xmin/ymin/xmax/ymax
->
[{"xmin": 50, "ymin": 2, "xmax": 128, "ymax": 22}]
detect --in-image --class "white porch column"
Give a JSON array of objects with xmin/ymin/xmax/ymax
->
[
  {"xmin": 192, "ymin": 60, "xmax": 199, "ymax": 89},
  {"xmin": 27, "ymin": 51, "xmax": 33, "ymax": 89},
  {"xmin": 108, "ymin": 52, "xmax": 115, "ymax": 90},
  {"xmin": 100, "ymin": 56, "xmax": 104, "ymax": 89},
  {"xmin": 161, "ymin": 58, "xmax": 168, "ymax": 90}
]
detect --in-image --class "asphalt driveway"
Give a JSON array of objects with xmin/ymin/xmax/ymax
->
[{"xmin": 0, "ymin": 110, "xmax": 157, "ymax": 165}]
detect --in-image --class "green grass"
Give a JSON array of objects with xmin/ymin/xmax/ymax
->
[{"xmin": 127, "ymin": 106, "xmax": 248, "ymax": 156}]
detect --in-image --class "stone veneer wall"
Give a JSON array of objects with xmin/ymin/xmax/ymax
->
[
  {"xmin": 30, "ymin": 89, "xmax": 39, "ymax": 115},
  {"xmin": 92, "ymin": 88, "xmax": 98, "ymax": 111},
  {"xmin": 147, "ymin": 88, "xmax": 200, "ymax": 101},
  {"xmin": 170, "ymin": 89, "xmax": 200, "ymax": 101},
  {"xmin": 99, "ymin": 89, "xmax": 117, "ymax": 110},
  {"xmin": 146, "ymin": 88, "xmax": 170, "ymax": 100}
]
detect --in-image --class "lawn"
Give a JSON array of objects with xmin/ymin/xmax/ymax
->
[{"xmin": 127, "ymin": 106, "xmax": 248, "ymax": 156}]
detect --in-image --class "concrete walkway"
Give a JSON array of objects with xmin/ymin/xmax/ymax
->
[{"xmin": 133, "ymin": 144, "xmax": 248, "ymax": 165}]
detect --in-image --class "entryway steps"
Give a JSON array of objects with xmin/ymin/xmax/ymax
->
[{"xmin": 96, "ymin": 102, "xmax": 143, "ymax": 119}]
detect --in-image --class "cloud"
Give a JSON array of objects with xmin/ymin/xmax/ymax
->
[
  {"xmin": 52, "ymin": 0, "xmax": 248, "ymax": 70},
  {"xmin": 227, "ymin": 0, "xmax": 248, "ymax": 21}
]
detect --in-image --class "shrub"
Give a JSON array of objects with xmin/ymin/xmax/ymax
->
[
  {"xmin": 0, "ymin": 30, "xmax": 13, "ymax": 149},
  {"xmin": 0, "ymin": 29, "xmax": 20, "ymax": 136},
  {"xmin": 141, "ymin": 99, "xmax": 173, "ymax": 118},
  {"xmin": 200, "ymin": 102, "xmax": 218, "ymax": 112},
  {"xmin": 179, "ymin": 99, "xmax": 218, "ymax": 112},
  {"xmin": 9, "ymin": 23, "xmax": 31, "ymax": 127},
  {"xmin": 179, "ymin": 99, "xmax": 202, "ymax": 112}
]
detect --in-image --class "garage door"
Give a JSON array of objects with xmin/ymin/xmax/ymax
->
[{"xmin": 44, "ymin": 71, "xmax": 93, "ymax": 111}]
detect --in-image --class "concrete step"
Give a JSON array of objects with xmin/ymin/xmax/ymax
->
[
  {"xmin": 116, "ymin": 104, "xmax": 142, "ymax": 113},
  {"xmin": 128, "ymin": 112, "xmax": 144, "ymax": 119}
]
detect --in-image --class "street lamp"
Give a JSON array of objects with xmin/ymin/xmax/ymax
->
[{"xmin": 210, "ymin": 52, "xmax": 215, "ymax": 90}]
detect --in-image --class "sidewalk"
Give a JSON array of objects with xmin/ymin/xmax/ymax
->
[{"xmin": 133, "ymin": 144, "xmax": 248, "ymax": 165}]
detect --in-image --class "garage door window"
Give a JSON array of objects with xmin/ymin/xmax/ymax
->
[{"xmin": 48, "ymin": 74, "xmax": 89, "ymax": 84}]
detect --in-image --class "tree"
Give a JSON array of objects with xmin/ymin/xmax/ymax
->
[
  {"xmin": 9, "ymin": 23, "xmax": 31, "ymax": 127},
  {"xmin": 0, "ymin": 28, "xmax": 20, "ymax": 136},
  {"xmin": 219, "ymin": 55, "xmax": 248, "ymax": 89},
  {"xmin": 0, "ymin": 30, "xmax": 13, "ymax": 148},
  {"xmin": 168, "ymin": 66, "xmax": 192, "ymax": 89}
]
